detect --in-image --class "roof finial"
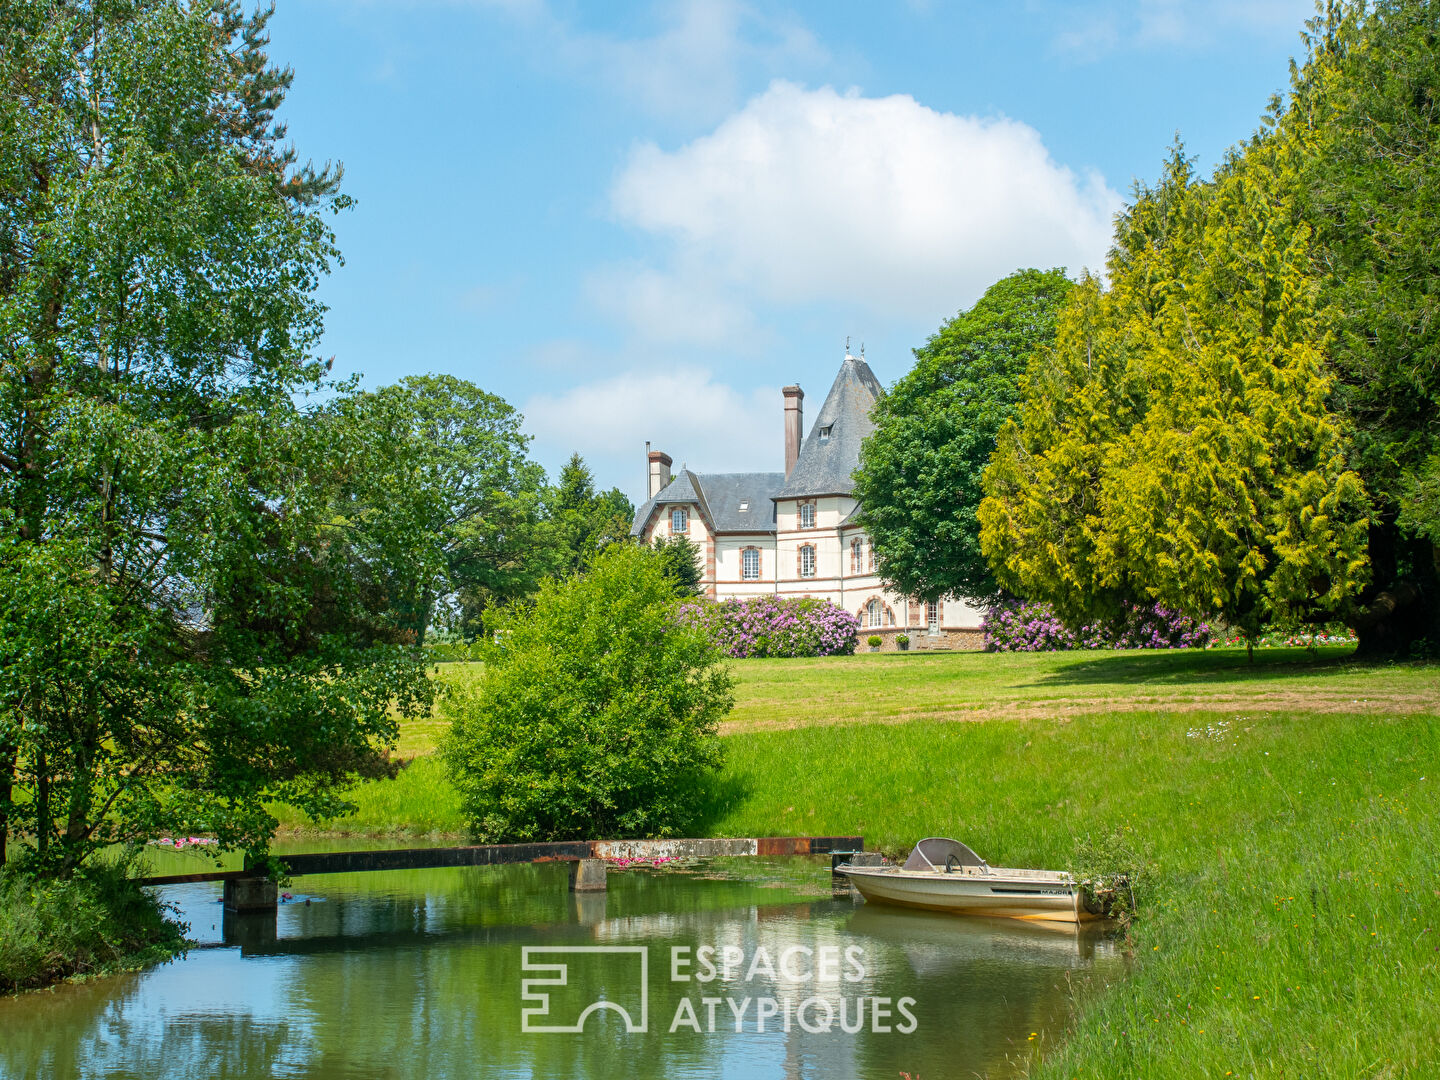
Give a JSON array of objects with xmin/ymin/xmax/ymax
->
[
  {"xmin": 860, "ymin": 341, "xmax": 865, "ymax": 359},
  {"xmin": 845, "ymin": 335, "xmax": 851, "ymax": 356}
]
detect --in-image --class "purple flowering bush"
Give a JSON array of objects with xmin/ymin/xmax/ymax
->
[
  {"xmin": 679, "ymin": 596, "xmax": 859, "ymax": 658},
  {"xmin": 983, "ymin": 600, "xmax": 1211, "ymax": 652}
]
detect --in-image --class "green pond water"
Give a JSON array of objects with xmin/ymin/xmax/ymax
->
[{"xmin": 0, "ymin": 847, "xmax": 1123, "ymax": 1079}]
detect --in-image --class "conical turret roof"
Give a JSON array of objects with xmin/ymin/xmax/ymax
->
[{"xmin": 773, "ymin": 355, "xmax": 883, "ymax": 499}]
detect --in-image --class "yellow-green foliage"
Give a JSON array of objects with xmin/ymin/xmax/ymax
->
[{"xmin": 981, "ymin": 139, "xmax": 1370, "ymax": 638}]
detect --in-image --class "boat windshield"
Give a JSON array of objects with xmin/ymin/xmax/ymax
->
[{"xmin": 903, "ymin": 837, "xmax": 986, "ymax": 872}]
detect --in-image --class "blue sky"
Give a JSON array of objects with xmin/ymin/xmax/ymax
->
[{"xmin": 267, "ymin": 0, "xmax": 1315, "ymax": 503}]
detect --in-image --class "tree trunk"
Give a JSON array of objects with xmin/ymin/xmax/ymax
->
[
  {"xmin": 62, "ymin": 723, "xmax": 98, "ymax": 874},
  {"xmin": 0, "ymin": 744, "xmax": 14, "ymax": 867},
  {"xmin": 35, "ymin": 749, "xmax": 49, "ymax": 865},
  {"xmin": 1349, "ymin": 521, "xmax": 1439, "ymax": 659}
]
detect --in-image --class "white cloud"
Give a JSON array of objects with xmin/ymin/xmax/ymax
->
[
  {"xmin": 607, "ymin": 81, "xmax": 1121, "ymax": 325},
  {"xmin": 523, "ymin": 366, "xmax": 784, "ymax": 497},
  {"xmin": 582, "ymin": 262, "xmax": 761, "ymax": 347},
  {"xmin": 1051, "ymin": 0, "xmax": 1314, "ymax": 58},
  {"xmin": 521, "ymin": 339, "xmax": 595, "ymax": 371},
  {"xmin": 474, "ymin": 0, "xmax": 827, "ymax": 123}
]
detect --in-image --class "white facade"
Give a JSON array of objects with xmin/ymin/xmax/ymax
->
[{"xmin": 632, "ymin": 355, "xmax": 983, "ymax": 643}]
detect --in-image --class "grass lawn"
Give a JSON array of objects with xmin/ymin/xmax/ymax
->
[
  {"xmin": 273, "ymin": 647, "xmax": 1440, "ymax": 1077},
  {"xmin": 413, "ymin": 646, "xmax": 1439, "ymax": 746}
]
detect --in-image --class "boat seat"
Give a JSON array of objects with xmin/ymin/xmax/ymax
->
[{"xmin": 903, "ymin": 837, "xmax": 986, "ymax": 873}]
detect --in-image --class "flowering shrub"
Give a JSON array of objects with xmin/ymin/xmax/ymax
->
[
  {"xmin": 1217, "ymin": 628, "xmax": 1357, "ymax": 649},
  {"xmin": 983, "ymin": 600, "xmax": 1212, "ymax": 652},
  {"xmin": 679, "ymin": 596, "xmax": 858, "ymax": 658}
]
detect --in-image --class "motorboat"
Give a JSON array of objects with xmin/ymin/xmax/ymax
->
[{"xmin": 835, "ymin": 837, "xmax": 1092, "ymax": 923}]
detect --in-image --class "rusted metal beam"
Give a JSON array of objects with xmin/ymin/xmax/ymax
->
[
  {"xmin": 279, "ymin": 841, "xmax": 594, "ymax": 877},
  {"xmin": 135, "ymin": 835, "xmax": 864, "ymax": 886}
]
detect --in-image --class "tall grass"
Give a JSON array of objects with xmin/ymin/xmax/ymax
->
[
  {"xmin": 0, "ymin": 855, "xmax": 188, "ymax": 993},
  {"xmin": 270, "ymin": 754, "xmax": 466, "ymax": 837},
  {"xmin": 702, "ymin": 709, "xmax": 1440, "ymax": 1077}
]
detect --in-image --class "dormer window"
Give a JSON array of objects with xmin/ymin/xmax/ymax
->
[
  {"xmin": 738, "ymin": 501, "xmax": 749, "ymax": 511},
  {"xmin": 670, "ymin": 507, "xmax": 688, "ymax": 533},
  {"xmin": 818, "ymin": 425, "xmax": 832, "ymax": 442}
]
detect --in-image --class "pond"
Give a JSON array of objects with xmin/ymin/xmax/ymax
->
[{"xmin": 0, "ymin": 849, "xmax": 1123, "ymax": 1079}]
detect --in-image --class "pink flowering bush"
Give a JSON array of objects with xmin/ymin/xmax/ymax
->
[
  {"xmin": 983, "ymin": 600, "xmax": 1211, "ymax": 652},
  {"xmin": 679, "ymin": 596, "xmax": 859, "ymax": 658}
]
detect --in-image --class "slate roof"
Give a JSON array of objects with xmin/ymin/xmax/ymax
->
[
  {"xmin": 692, "ymin": 473, "xmax": 784, "ymax": 531},
  {"xmin": 630, "ymin": 471, "xmax": 785, "ymax": 536},
  {"xmin": 772, "ymin": 355, "xmax": 884, "ymax": 499}
]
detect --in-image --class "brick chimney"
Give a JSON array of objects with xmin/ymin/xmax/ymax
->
[
  {"xmin": 782, "ymin": 385, "xmax": 804, "ymax": 477},
  {"xmin": 647, "ymin": 444, "xmax": 672, "ymax": 498}
]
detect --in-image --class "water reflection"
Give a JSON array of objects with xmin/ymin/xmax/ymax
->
[{"xmin": 0, "ymin": 857, "xmax": 1122, "ymax": 1079}]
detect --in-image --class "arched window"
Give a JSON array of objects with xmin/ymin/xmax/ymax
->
[
  {"xmin": 851, "ymin": 538, "xmax": 863, "ymax": 574},
  {"xmin": 741, "ymin": 547, "xmax": 760, "ymax": 580},
  {"xmin": 862, "ymin": 597, "xmax": 895, "ymax": 628},
  {"xmin": 799, "ymin": 502, "xmax": 815, "ymax": 529},
  {"xmin": 799, "ymin": 544, "xmax": 816, "ymax": 578},
  {"xmin": 670, "ymin": 507, "xmax": 688, "ymax": 533}
]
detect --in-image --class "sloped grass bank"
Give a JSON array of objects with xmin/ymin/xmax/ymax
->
[
  {"xmin": 703, "ymin": 709, "xmax": 1439, "ymax": 1078},
  {"xmin": 272, "ymin": 754, "xmax": 466, "ymax": 837}
]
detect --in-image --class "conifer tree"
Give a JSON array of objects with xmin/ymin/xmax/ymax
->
[{"xmin": 980, "ymin": 143, "xmax": 1370, "ymax": 643}]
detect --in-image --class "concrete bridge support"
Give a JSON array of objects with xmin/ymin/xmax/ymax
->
[
  {"xmin": 568, "ymin": 857, "xmax": 608, "ymax": 892},
  {"xmin": 223, "ymin": 875, "xmax": 278, "ymax": 913}
]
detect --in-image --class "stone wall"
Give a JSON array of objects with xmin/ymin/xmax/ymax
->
[{"xmin": 857, "ymin": 626, "xmax": 985, "ymax": 653}]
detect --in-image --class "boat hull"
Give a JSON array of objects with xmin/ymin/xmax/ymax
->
[{"xmin": 838, "ymin": 866, "xmax": 1091, "ymax": 923}]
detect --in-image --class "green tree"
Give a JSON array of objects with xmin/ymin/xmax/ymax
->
[
  {"xmin": 980, "ymin": 144, "xmax": 1370, "ymax": 646},
  {"xmin": 0, "ymin": 2, "xmax": 430, "ymax": 872},
  {"xmin": 329, "ymin": 375, "xmax": 553, "ymax": 641},
  {"xmin": 652, "ymin": 533, "xmax": 705, "ymax": 597},
  {"xmin": 1290, "ymin": 0, "xmax": 1440, "ymax": 654},
  {"xmin": 441, "ymin": 543, "xmax": 732, "ymax": 842},
  {"xmin": 853, "ymin": 269, "xmax": 1073, "ymax": 604},
  {"xmin": 548, "ymin": 453, "xmax": 634, "ymax": 575}
]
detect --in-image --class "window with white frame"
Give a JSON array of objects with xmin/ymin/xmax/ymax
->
[
  {"xmin": 926, "ymin": 601, "xmax": 940, "ymax": 630},
  {"xmin": 799, "ymin": 502, "xmax": 815, "ymax": 529},
  {"xmin": 741, "ymin": 547, "xmax": 760, "ymax": 580},
  {"xmin": 670, "ymin": 507, "xmax": 688, "ymax": 533},
  {"xmin": 868, "ymin": 539, "xmax": 876, "ymax": 572},
  {"xmin": 866, "ymin": 598, "xmax": 881, "ymax": 627},
  {"xmin": 799, "ymin": 544, "xmax": 816, "ymax": 578},
  {"xmin": 851, "ymin": 538, "xmax": 863, "ymax": 574}
]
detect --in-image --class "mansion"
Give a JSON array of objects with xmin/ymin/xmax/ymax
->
[{"xmin": 630, "ymin": 352, "xmax": 983, "ymax": 649}]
